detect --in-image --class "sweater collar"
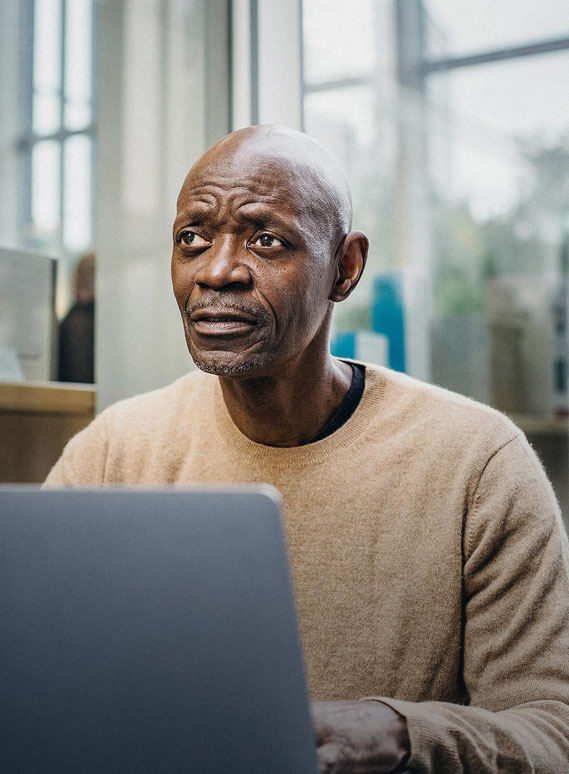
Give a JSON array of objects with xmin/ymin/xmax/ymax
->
[{"xmin": 213, "ymin": 361, "xmax": 386, "ymax": 468}]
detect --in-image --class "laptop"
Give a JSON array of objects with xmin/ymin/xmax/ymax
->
[{"xmin": 0, "ymin": 487, "xmax": 319, "ymax": 773}]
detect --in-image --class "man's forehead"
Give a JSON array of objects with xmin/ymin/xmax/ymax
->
[
  {"xmin": 178, "ymin": 146, "xmax": 315, "ymax": 205},
  {"xmin": 176, "ymin": 126, "xmax": 352, "ymax": 236},
  {"xmin": 174, "ymin": 166, "xmax": 318, "ymax": 240}
]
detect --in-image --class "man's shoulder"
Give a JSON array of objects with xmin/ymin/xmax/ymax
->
[
  {"xmin": 44, "ymin": 370, "xmax": 218, "ymax": 487},
  {"xmin": 363, "ymin": 362, "xmax": 521, "ymax": 451}
]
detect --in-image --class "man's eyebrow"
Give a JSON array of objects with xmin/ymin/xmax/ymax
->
[
  {"xmin": 173, "ymin": 207, "xmax": 211, "ymax": 229},
  {"xmin": 173, "ymin": 198, "xmax": 306, "ymax": 237},
  {"xmin": 235, "ymin": 207, "xmax": 301, "ymax": 237}
]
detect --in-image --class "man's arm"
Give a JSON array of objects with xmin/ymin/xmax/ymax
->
[{"xmin": 313, "ymin": 434, "xmax": 569, "ymax": 773}]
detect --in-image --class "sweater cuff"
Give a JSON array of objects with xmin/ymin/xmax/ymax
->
[{"xmin": 360, "ymin": 696, "xmax": 459, "ymax": 772}]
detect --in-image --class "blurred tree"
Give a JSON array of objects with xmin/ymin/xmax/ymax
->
[{"xmin": 434, "ymin": 132, "xmax": 569, "ymax": 317}]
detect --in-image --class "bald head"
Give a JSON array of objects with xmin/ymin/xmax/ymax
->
[{"xmin": 180, "ymin": 125, "xmax": 353, "ymax": 250}]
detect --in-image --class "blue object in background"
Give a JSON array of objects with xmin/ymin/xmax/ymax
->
[
  {"xmin": 330, "ymin": 332, "xmax": 356, "ymax": 360},
  {"xmin": 330, "ymin": 331, "xmax": 389, "ymax": 365},
  {"xmin": 371, "ymin": 272, "xmax": 406, "ymax": 372}
]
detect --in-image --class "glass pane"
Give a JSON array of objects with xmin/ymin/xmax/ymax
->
[
  {"xmin": 429, "ymin": 51, "xmax": 569, "ymax": 156},
  {"xmin": 304, "ymin": 87, "xmax": 378, "ymax": 157},
  {"xmin": 63, "ymin": 134, "xmax": 92, "ymax": 251},
  {"xmin": 64, "ymin": 100, "xmax": 92, "ymax": 131},
  {"xmin": 33, "ymin": 0, "xmax": 62, "ymax": 134},
  {"xmin": 64, "ymin": 0, "xmax": 93, "ymax": 130},
  {"xmin": 428, "ymin": 53, "xmax": 569, "ymax": 417},
  {"xmin": 31, "ymin": 140, "xmax": 61, "ymax": 242},
  {"xmin": 303, "ymin": 0, "xmax": 381, "ymax": 85},
  {"xmin": 305, "ymin": 84, "xmax": 399, "ymax": 343},
  {"xmin": 425, "ymin": 0, "xmax": 569, "ymax": 58},
  {"xmin": 305, "ymin": 85, "xmax": 397, "ymax": 263},
  {"xmin": 33, "ymin": 90, "xmax": 61, "ymax": 135}
]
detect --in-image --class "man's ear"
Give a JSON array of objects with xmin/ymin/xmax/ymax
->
[{"xmin": 330, "ymin": 231, "xmax": 369, "ymax": 302}]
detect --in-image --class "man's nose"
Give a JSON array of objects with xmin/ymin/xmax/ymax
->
[{"xmin": 194, "ymin": 235, "xmax": 251, "ymax": 290}]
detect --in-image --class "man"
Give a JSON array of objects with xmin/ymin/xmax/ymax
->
[
  {"xmin": 58, "ymin": 251, "xmax": 95, "ymax": 383},
  {"xmin": 45, "ymin": 126, "xmax": 569, "ymax": 772}
]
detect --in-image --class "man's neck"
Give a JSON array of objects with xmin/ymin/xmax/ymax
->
[{"xmin": 218, "ymin": 354, "xmax": 353, "ymax": 447}]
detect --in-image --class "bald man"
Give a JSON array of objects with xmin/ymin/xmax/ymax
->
[{"xmin": 46, "ymin": 126, "xmax": 569, "ymax": 773}]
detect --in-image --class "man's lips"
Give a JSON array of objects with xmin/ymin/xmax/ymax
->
[{"xmin": 187, "ymin": 309, "xmax": 259, "ymax": 336}]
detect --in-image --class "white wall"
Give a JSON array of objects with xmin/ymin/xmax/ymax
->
[{"xmin": 95, "ymin": 0, "xmax": 230, "ymax": 410}]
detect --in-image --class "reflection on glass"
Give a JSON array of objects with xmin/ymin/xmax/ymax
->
[
  {"xmin": 63, "ymin": 134, "xmax": 92, "ymax": 251},
  {"xmin": 64, "ymin": 0, "xmax": 93, "ymax": 130},
  {"xmin": 31, "ymin": 140, "xmax": 61, "ymax": 237},
  {"xmin": 33, "ymin": 0, "xmax": 62, "ymax": 134}
]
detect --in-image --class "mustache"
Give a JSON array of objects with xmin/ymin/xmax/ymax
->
[{"xmin": 184, "ymin": 299, "xmax": 270, "ymax": 325}]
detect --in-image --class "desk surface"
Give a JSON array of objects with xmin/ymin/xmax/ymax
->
[{"xmin": 0, "ymin": 380, "xmax": 96, "ymax": 415}]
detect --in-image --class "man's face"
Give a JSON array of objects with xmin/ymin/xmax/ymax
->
[{"xmin": 172, "ymin": 147, "xmax": 340, "ymax": 377}]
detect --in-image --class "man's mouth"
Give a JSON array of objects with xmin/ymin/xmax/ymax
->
[{"xmin": 188, "ymin": 309, "xmax": 259, "ymax": 336}]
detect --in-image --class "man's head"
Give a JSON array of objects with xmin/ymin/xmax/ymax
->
[
  {"xmin": 171, "ymin": 125, "xmax": 367, "ymax": 377},
  {"xmin": 73, "ymin": 252, "xmax": 95, "ymax": 304}
]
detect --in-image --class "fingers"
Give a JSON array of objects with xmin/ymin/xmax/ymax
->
[
  {"xmin": 311, "ymin": 699, "xmax": 410, "ymax": 773},
  {"xmin": 317, "ymin": 741, "xmax": 342, "ymax": 774},
  {"xmin": 311, "ymin": 700, "xmax": 334, "ymax": 745}
]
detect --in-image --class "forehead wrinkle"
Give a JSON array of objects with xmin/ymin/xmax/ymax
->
[
  {"xmin": 178, "ymin": 140, "xmax": 350, "ymax": 247},
  {"xmin": 232, "ymin": 142, "xmax": 352, "ymax": 236},
  {"xmin": 232, "ymin": 200, "xmax": 306, "ymax": 239},
  {"xmin": 180, "ymin": 174, "xmax": 296, "ymax": 221},
  {"xmin": 177, "ymin": 182, "xmax": 224, "ymax": 208},
  {"xmin": 181, "ymin": 124, "xmax": 353, "ymax": 225},
  {"xmin": 179, "ymin": 176, "xmax": 279, "ymax": 212}
]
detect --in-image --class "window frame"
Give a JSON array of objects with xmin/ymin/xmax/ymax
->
[{"xmin": 17, "ymin": 0, "xmax": 97, "ymax": 260}]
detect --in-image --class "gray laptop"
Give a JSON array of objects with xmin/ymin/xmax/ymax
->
[{"xmin": 0, "ymin": 487, "xmax": 319, "ymax": 773}]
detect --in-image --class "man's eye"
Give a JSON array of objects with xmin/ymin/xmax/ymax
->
[
  {"xmin": 251, "ymin": 233, "xmax": 283, "ymax": 249},
  {"xmin": 178, "ymin": 230, "xmax": 210, "ymax": 248}
]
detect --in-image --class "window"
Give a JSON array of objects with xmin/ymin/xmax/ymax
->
[
  {"xmin": 19, "ymin": 0, "xmax": 95, "ymax": 311},
  {"xmin": 302, "ymin": 0, "xmax": 569, "ymax": 515}
]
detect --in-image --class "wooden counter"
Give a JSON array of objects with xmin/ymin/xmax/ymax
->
[{"xmin": 0, "ymin": 381, "xmax": 96, "ymax": 484}]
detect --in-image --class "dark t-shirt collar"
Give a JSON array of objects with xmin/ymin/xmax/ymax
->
[{"xmin": 309, "ymin": 362, "xmax": 366, "ymax": 444}]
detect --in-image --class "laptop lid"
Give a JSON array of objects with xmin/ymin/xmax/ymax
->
[{"xmin": 0, "ymin": 487, "xmax": 318, "ymax": 773}]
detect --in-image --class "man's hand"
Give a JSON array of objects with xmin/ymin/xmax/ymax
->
[{"xmin": 312, "ymin": 700, "xmax": 410, "ymax": 773}]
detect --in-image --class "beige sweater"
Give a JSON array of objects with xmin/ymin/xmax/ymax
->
[{"xmin": 45, "ymin": 364, "xmax": 569, "ymax": 772}]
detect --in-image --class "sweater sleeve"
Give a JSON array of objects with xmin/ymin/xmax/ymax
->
[
  {"xmin": 43, "ymin": 411, "xmax": 110, "ymax": 487},
  {"xmin": 373, "ymin": 434, "xmax": 569, "ymax": 773}
]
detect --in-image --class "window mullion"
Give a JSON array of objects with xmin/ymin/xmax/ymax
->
[
  {"xmin": 58, "ymin": 0, "xmax": 66, "ymax": 256},
  {"xmin": 19, "ymin": 0, "xmax": 35, "ymax": 243}
]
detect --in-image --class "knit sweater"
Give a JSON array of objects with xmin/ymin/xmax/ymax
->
[{"xmin": 44, "ymin": 363, "xmax": 569, "ymax": 772}]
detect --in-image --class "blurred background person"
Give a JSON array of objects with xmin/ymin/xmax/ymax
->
[{"xmin": 57, "ymin": 252, "xmax": 95, "ymax": 384}]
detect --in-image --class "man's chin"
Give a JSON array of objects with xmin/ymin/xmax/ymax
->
[
  {"xmin": 190, "ymin": 348, "xmax": 276, "ymax": 377},
  {"xmin": 193, "ymin": 359, "xmax": 260, "ymax": 376}
]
